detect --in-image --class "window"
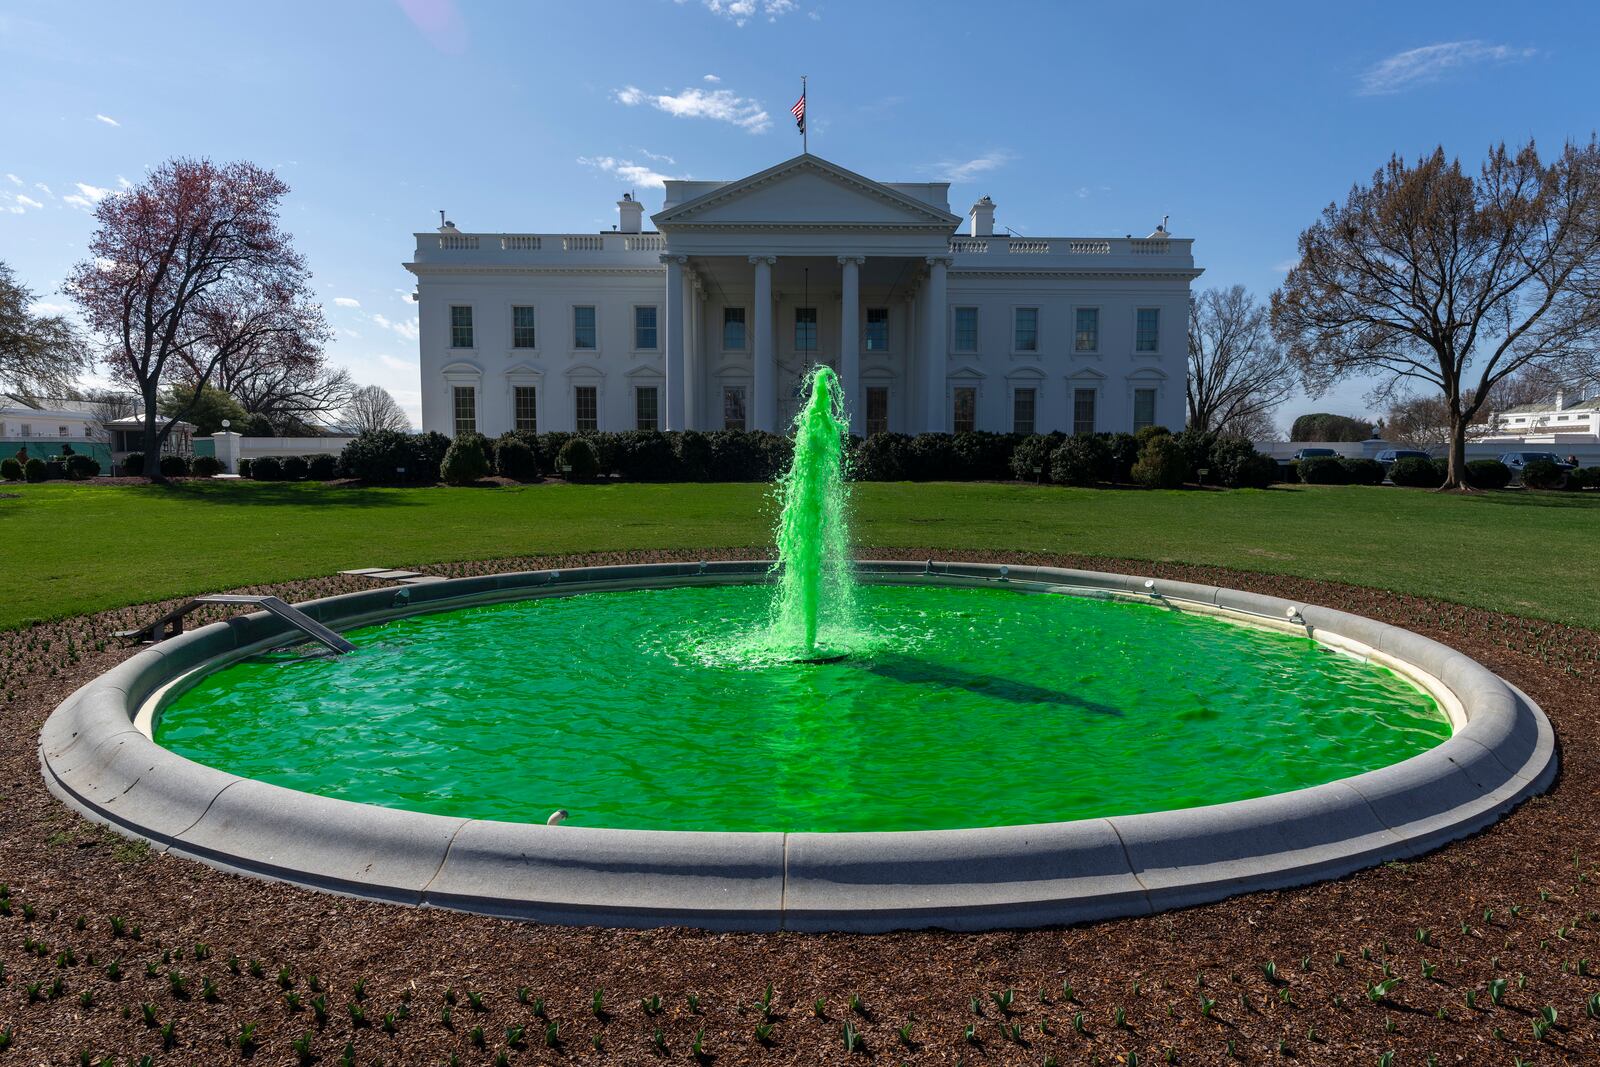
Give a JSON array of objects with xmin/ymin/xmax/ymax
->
[
  {"xmin": 1075, "ymin": 308, "xmax": 1099, "ymax": 351},
  {"xmin": 722, "ymin": 386, "xmax": 747, "ymax": 430},
  {"xmin": 794, "ymin": 307, "xmax": 817, "ymax": 352},
  {"xmin": 574, "ymin": 385, "xmax": 598, "ymax": 431},
  {"xmin": 512, "ymin": 306, "xmax": 536, "ymax": 349},
  {"xmin": 19, "ymin": 424, "xmax": 30, "ymax": 437},
  {"xmin": 1136, "ymin": 308, "xmax": 1160, "ymax": 353},
  {"xmin": 634, "ymin": 306, "xmax": 658, "ymax": 350},
  {"xmin": 865, "ymin": 386, "xmax": 889, "ymax": 436},
  {"xmin": 953, "ymin": 387, "xmax": 977, "ymax": 434},
  {"xmin": 953, "ymin": 307, "xmax": 978, "ymax": 351},
  {"xmin": 58, "ymin": 425, "xmax": 69, "ymax": 437},
  {"xmin": 513, "ymin": 386, "xmax": 537, "ymax": 432},
  {"xmin": 1013, "ymin": 307, "xmax": 1038, "ymax": 352},
  {"xmin": 451, "ymin": 386, "xmax": 476, "ymax": 434},
  {"xmin": 865, "ymin": 308, "xmax": 889, "ymax": 352},
  {"xmin": 722, "ymin": 307, "xmax": 746, "ymax": 350},
  {"xmin": 450, "ymin": 305, "xmax": 474, "ymax": 349},
  {"xmin": 1013, "ymin": 388, "xmax": 1036, "ymax": 435},
  {"xmin": 1133, "ymin": 388, "xmax": 1157, "ymax": 431},
  {"xmin": 573, "ymin": 306, "xmax": 596, "ymax": 349},
  {"xmin": 1073, "ymin": 388, "xmax": 1097, "ymax": 435},
  {"xmin": 635, "ymin": 386, "xmax": 659, "ymax": 430}
]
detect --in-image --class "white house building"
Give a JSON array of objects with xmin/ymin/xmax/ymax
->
[
  {"xmin": 1480, "ymin": 389, "xmax": 1600, "ymax": 444},
  {"xmin": 405, "ymin": 154, "xmax": 1201, "ymax": 438}
]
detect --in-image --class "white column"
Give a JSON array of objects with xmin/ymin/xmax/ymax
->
[
  {"xmin": 903, "ymin": 291, "xmax": 918, "ymax": 432},
  {"xmin": 837, "ymin": 255, "xmax": 863, "ymax": 434},
  {"xmin": 211, "ymin": 431, "xmax": 241, "ymax": 475},
  {"xmin": 750, "ymin": 255, "xmax": 776, "ymax": 431},
  {"xmin": 922, "ymin": 256, "xmax": 949, "ymax": 432},
  {"xmin": 688, "ymin": 278, "xmax": 704, "ymax": 430},
  {"xmin": 663, "ymin": 254, "xmax": 686, "ymax": 430}
]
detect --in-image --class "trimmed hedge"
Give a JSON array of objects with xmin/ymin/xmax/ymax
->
[
  {"xmin": 0, "ymin": 457, "xmax": 21, "ymax": 481},
  {"xmin": 1049, "ymin": 435, "xmax": 1110, "ymax": 486},
  {"xmin": 1466, "ymin": 459, "xmax": 1511, "ymax": 490},
  {"xmin": 237, "ymin": 458, "xmax": 253, "ymax": 478},
  {"xmin": 306, "ymin": 453, "xmax": 338, "ymax": 480},
  {"xmin": 1389, "ymin": 456, "xmax": 1441, "ymax": 488},
  {"xmin": 23, "ymin": 457, "xmax": 48, "ymax": 483},
  {"xmin": 250, "ymin": 455, "xmax": 284, "ymax": 481},
  {"xmin": 281, "ymin": 455, "xmax": 310, "ymax": 481},
  {"xmin": 1297, "ymin": 456, "xmax": 1349, "ymax": 485},
  {"xmin": 121, "ymin": 452, "xmax": 145, "ymax": 476},
  {"xmin": 337, "ymin": 430, "xmax": 450, "ymax": 484},
  {"xmin": 191, "ymin": 455, "xmax": 224, "ymax": 477},
  {"xmin": 1521, "ymin": 458, "xmax": 1565, "ymax": 490},
  {"xmin": 158, "ymin": 454, "xmax": 189, "ymax": 478},
  {"xmin": 492, "ymin": 432, "xmax": 541, "ymax": 482},
  {"xmin": 556, "ymin": 436, "xmax": 600, "ymax": 482},
  {"xmin": 1131, "ymin": 435, "xmax": 1187, "ymax": 489},
  {"xmin": 1341, "ymin": 457, "xmax": 1385, "ymax": 486},
  {"xmin": 65, "ymin": 454, "xmax": 101, "ymax": 480},
  {"xmin": 440, "ymin": 434, "xmax": 490, "ymax": 485}
]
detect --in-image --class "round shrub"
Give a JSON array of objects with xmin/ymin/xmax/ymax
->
[
  {"xmin": 190, "ymin": 454, "xmax": 224, "ymax": 477},
  {"xmin": 1172, "ymin": 428, "xmax": 1219, "ymax": 482},
  {"xmin": 903, "ymin": 433, "xmax": 955, "ymax": 481},
  {"xmin": 249, "ymin": 455, "xmax": 283, "ymax": 481},
  {"xmin": 439, "ymin": 434, "xmax": 490, "ymax": 485},
  {"xmin": 306, "ymin": 453, "xmax": 338, "ymax": 480},
  {"xmin": 1131, "ymin": 435, "xmax": 1187, "ymax": 489},
  {"xmin": 1573, "ymin": 467, "xmax": 1596, "ymax": 490},
  {"xmin": 1009, "ymin": 432, "xmax": 1065, "ymax": 481},
  {"xmin": 63, "ymin": 454, "xmax": 102, "ymax": 480},
  {"xmin": 1340, "ymin": 457, "xmax": 1385, "ymax": 486},
  {"xmin": 1465, "ymin": 459, "xmax": 1511, "ymax": 490},
  {"xmin": 1232, "ymin": 453, "xmax": 1282, "ymax": 489},
  {"xmin": 1520, "ymin": 458, "xmax": 1564, "ymax": 489},
  {"xmin": 1389, "ymin": 456, "xmax": 1441, "ymax": 488},
  {"xmin": 158, "ymin": 454, "xmax": 189, "ymax": 478},
  {"xmin": 705, "ymin": 431, "xmax": 767, "ymax": 481},
  {"xmin": 752, "ymin": 431, "xmax": 793, "ymax": 480},
  {"xmin": 281, "ymin": 455, "xmax": 310, "ymax": 481},
  {"xmin": 612, "ymin": 430, "xmax": 680, "ymax": 481},
  {"xmin": 23, "ymin": 457, "xmax": 49, "ymax": 483},
  {"xmin": 493, "ymin": 433, "xmax": 541, "ymax": 482},
  {"xmin": 1049, "ymin": 434, "xmax": 1110, "ymax": 486},
  {"xmin": 950, "ymin": 431, "xmax": 1016, "ymax": 481},
  {"xmin": 1208, "ymin": 437, "xmax": 1264, "ymax": 489},
  {"xmin": 1297, "ymin": 455, "xmax": 1349, "ymax": 485},
  {"xmin": 1102, "ymin": 432, "xmax": 1140, "ymax": 484},
  {"xmin": 121, "ymin": 452, "xmax": 145, "ymax": 476},
  {"xmin": 1134, "ymin": 424, "xmax": 1171, "ymax": 448},
  {"xmin": 409, "ymin": 431, "xmax": 451, "ymax": 484},
  {"xmin": 853, "ymin": 432, "xmax": 911, "ymax": 481},
  {"xmin": 237, "ymin": 457, "xmax": 253, "ymax": 478},
  {"xmin": 0, "ymin": 457, "xmax": 21, "ymax": 481},
  {"xmin": 556, "ymin": 436, "xmax": 600, "ymax": 482}
]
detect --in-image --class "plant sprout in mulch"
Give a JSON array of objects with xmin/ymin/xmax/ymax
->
[{"xmin": 0, "ymin": 548, "xmax": 1598, "ymax": 1062}]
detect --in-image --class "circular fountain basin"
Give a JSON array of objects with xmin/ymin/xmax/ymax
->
[{"xmin": 40, "ymin": 562, "xmax": 1556, "ymax": 932}]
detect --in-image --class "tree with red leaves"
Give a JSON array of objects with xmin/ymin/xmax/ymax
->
[{"xmin": 67, "ymin": 159, "xmax": 327, "ymax": 478}]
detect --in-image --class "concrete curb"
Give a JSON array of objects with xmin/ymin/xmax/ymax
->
[{"xmin": 39, "ymin": 562, "xmax": 1557, "ymax": 932}]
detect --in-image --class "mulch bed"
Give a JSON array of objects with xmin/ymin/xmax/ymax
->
[{"xmin": 1, "ymin": 549, "xmax": 1597, "ymax": 1065}]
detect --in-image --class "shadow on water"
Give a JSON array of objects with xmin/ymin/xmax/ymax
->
[
  {"xmin": 853, "ymin": 653, "xmax": 1123, "ymax": 716},
  {"xmin": 159, "ymin": 482, "xmax": 423, "ymax": 509}
]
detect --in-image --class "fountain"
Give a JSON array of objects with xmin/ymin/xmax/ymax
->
[{"xmin": 768, "ymin": 365, "xmax": 855, "ymax": 660}]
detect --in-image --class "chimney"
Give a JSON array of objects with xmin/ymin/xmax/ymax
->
[
  {"xmin": 969, "ymin": 195, "xmax": 995, "ymax": 237},
  {"xmin": 617, "ymin": 193, "xmax": 643, "ymax": 234},
  {"xmin": 437, "ymin": 209, "xmax": 459, "ymax": 234},
  {"xmin": 1554, "ymin": 389, "xmax": 1566, "ymax": 412}
]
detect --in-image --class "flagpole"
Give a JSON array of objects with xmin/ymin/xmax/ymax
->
[{"xmin": 801, "ymin": 75, "xmax": 808, "ymax": 154}]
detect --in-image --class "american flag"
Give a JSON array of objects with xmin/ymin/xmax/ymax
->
[{"xmin": 791, "ymin": 92, "xmax": 806, "ymax": 133}]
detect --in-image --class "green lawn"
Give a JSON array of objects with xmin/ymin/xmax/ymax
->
[{"xmin": 3, "ymin": 480, "xmax": 1596, "ymax": 630}]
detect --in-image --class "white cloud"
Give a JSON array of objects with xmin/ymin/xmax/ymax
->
[
  {"xmin": 635, "ymin": 147, "xmax": 677, "ymax": 164},
  {"xmin": 116, "ymin": 175, "xmax": 132, "ymax": 189},
  {"xmin": 28, "ymin": 301, "xmax": 70, "ymax": 315},
  {"xmin": 371, "ymin": 313, "xmax": 419, "ymax": 341},
  {"xmin": 94, "ymin": 113, "xmax": 120, "ymax": 126},
  {"xmin": 578, "ymin": 155, "xmax": 677, "ymax": 190},
  {"xmin": 1359, "ymin": 41, "xmax": 1537, "ymax": 95},
  {"xmin": 4, "ymin": 173, "xmax": 20, "ymax": 186},
  {"xmin": 1, "ymin": 190, "xmax": 45, "ymax": 214},
  {"xmin": 75, "ymin": 182, "xmax": 112, "ymax": 201},
  {"xmin": 63, "ymin": 195, "xmax": 94, "ymax": 210},
  {"xmin": 34, "ymin": 182, "xmax": 52, "ymax": 197},
  {"xmin": 612, "ymin": 84, "xmax": 770, "ymax": 133},
  {"xmin": 700, "ymin": 0, "xmax": 798, "ymax": 26},
  {"xmin": 702, "ymin": 73, "xmax": 720, "ymax": 83},
  {"xmin": 334, "ymin": 296, "xmax": 362, "ymax": 308},
  {"xmin": 15, "ymin": 195, "xmax": 43, "ymax": 210},
  {"xmin": 921, "ymin": 151, "xmax": 1014, "ymax": 184}
]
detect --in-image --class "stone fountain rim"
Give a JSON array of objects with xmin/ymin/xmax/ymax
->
[{"xmin": 39, "ymin": 560, "xmax": 1556, "ymax": 933}]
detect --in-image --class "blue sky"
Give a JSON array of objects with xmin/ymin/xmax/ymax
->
[{"xmin": 3, "ymin": 0, "xmax": 1597, "ymax": 428}]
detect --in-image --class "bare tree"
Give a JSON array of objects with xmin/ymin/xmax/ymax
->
[
  {"xmin": 82, "ymin": 387, "xmax": 139, "ymax": 443},
  {"xmin": 66, "ymin": 159, "xmax": 327, "ymax": 478},
  {"xmin": 1380, "ymin": 395, "xmax": 1465, "ymax": 448},
  {"xmin": 1272, "ymin": 140, "xmax": 1600, "ymax": 489},
  {"xmin": 343, "ymin": 384, "xmax": 410, "ymax": 433},
  {"xmin": 184, "ymin": 305, "xmax": 347, "ymax": 432},
  {"xmin": 0, "ymin": 260, "xmax": 85, "ymax": 397},
  {"xmin": 1186, "ymin": 285, "xmax": 1295, "ymax": 436}
]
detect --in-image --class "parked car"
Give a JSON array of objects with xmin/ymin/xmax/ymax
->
[
  {"xmin": 1374, "ymin": 448, "xmax": 1433, "ymax": 473},
  {"xmin": 1290, "ymin": 447, "xmax": 1337, "ymax": 462},
  {"xmin": 1497, "ymin": 451, "xmax": 1576, "ymax": 485}
]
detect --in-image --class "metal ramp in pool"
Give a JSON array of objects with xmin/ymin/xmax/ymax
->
[{"xmin": 114, "ymin": 594, "xmax": 356, "ymax": 655}]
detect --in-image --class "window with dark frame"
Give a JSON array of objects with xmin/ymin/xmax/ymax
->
[
  {"xmin": 573, "ymin": 306, "xmax": 597, "ymax": 349},
  {"xmin": 1136, "ymin": 308, "xmax": 1160, "ymax": 353},
  {"xmin": 952, "ymin": 387, "xmax": 977, "ymax": 433},
  {"xmin": 865, "ymin": 386, "xmax": 889, "ymax": 435},
  {"xmin": 634, "ymin": 306, "xmax": 658, "ymax": 350},
  {"xmin": 1074, "ymin": 307, "xmax": 1098, "ymax": 351},
  {"xmin": 1013, "ymin": 388, "xmax": 1036, "ymax": 434},
  {"xmin": 953, "ymin": 307, "xmax": 978, "ymax": 351},
  {"xmin": 1073, "ymin": 388, "xmax": 1096, "ymax": 435},
  {"xmin": 575, "ymin": 385, "xmax": 598, "ymax": 431},
  {"xmin": 1013, "ymin": 307, "xmax": 1038, "ymax": 352},
  {"xmin": 1133, "ymin": 387, "xmax": 1157, "ymax": 430},
  {"xmin": 512, "ymin": 306, "xmax": 536, "ymax": 348},
  {"xmin": 450, "ymin": 305, "xmax": 474, "ymax": 348},
  {"xmin": 722, "ymin": 385, "xmax": 747, "ymax": 430},
  {"xmin": 722, "ymin": 307, "xmax": 746, "ymax": 349},
  {"xmin": 513, "ymin": 386, "xmax": 537, "ymax": 432},
  {"xmin": 635, "ymin": 386, "xmax": 659, "ymax": 430},
  {"xmin": 865, "ymin": 307, "xmax": 889, "ymax": 351},
  {"xmin": 451, "ymin": 385, "xmax": 476, "ymax": 434},
  {"xmin": 794, "ymin": 307, "xmax": 817, "ymax": 351}
]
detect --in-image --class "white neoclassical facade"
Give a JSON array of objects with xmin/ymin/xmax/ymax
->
[{"xmin": 406, "ymin": 154, "xmax": 1201, "ymax": 438}]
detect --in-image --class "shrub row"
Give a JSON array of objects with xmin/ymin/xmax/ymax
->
[
  {"xmin": 0, "ymin": 454, "xmax": 102, "ymax": 481},
  {"xmin": 242, "ymin": 453, "xmax": 339, "ymax": 481}
]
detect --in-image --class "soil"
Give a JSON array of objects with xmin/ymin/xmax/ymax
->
[{"xmin": 1, "ymin": 548, "xmax": 1596, "ymax": 1065}]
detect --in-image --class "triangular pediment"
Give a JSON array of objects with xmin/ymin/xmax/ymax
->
[{"xmin": 654, "ymin": 155, "xmax": 960, "ymax": 230}]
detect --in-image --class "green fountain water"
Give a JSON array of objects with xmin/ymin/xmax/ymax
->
[{"xmin": 768, "ymin": 365, "xmax": 856, "ymax": 658}]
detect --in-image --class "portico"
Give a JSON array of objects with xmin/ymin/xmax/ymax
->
[{"xmin": 407, "ymin": 153, "xmax": 1201, "ymax": 439}]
